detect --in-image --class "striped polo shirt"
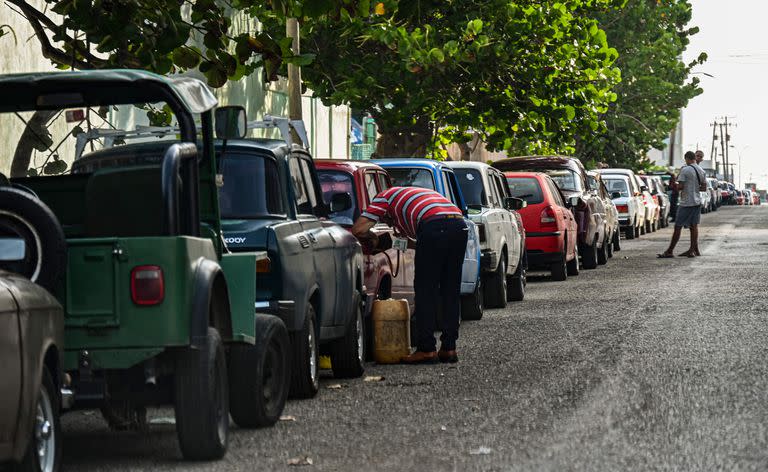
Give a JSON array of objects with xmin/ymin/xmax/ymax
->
[{"xmin": 361, "ymin": 186, "xmax": 463, "ymax": 239}]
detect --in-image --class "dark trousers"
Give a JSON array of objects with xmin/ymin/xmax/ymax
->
[{"xmin": 414, "ymin": 218, "xmax": 468, "ymax": 352}]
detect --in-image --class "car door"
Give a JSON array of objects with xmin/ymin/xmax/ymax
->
[
  {"xmin": 0, "ymin": 279, "xmax": 21, "ymax": 452},
  {"xmin": 444, "ymin": 170, "xmax": 480, "ymax": 294},
  {"xmin": 545, "ymin": 177, "xmax": 576, "ymax": 258},
  {"xmin": 489, "ymin": 169, "xmax": 521, "ymax": 272}
]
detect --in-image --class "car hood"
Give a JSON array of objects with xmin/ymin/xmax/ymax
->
[{"xmin": 221, "ymin": 219, "xmax": 272, "ymax": 249}]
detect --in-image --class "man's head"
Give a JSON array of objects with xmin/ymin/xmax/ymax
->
[
  {"xmin": 684, "ymin": 151, "xmax": 696, "ymax": 163},
  {"xmin": 695, "ymin": 150, "xmax": 704, "ymax": 163}
]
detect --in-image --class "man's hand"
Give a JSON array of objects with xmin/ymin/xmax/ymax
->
[{"xmin": 351, "ymin": 216, "xmax": 378, "ymax": 245}]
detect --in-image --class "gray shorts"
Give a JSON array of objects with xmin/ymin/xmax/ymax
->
[{"xmin": 675, "ymin": 205, "xmax": 701, "ymax": 228}]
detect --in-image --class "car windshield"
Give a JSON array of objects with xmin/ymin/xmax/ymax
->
[
  {"xmin": 604, "ymin": 178, "xmax": 630, "ymax": 198},
  {"xmin": 317, "ymin": 170, "xmax": 358, "ymax": 226},
  {"xmin": 218, "ymin": 153, "xmax": 284, "ymax": 218},
  {"xmin": 454, "ymin": 169, "xmax": 486, "ymax": 207},
  {"xmin": 386, "ymin": 167, "xmax": 435, "ymax": 190},
  {"xmin": 506, "ymin": 177, "xmax": 544, "ymax": 205},
  {"xmin": 542, "ymin": 169, "xmax": 582, "ymax": 192}
]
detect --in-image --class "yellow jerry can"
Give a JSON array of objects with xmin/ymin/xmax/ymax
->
[{"xmin": 372, "ymin": 299, "xmax": 411, "ymax": 364}]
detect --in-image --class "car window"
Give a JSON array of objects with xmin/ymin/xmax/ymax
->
[
  {"xmin": 445, "ymin": 172, "xmax": 463, "ymax": 207},
  {"xmin": 219, "ymin": 153, "xmax": 284, "ymax": 218},
  {"xmin": 317, "ymin": 170, "xmax": 358, "ymax": 226},
  {"xmin": 364, "ymin": 172, "xmax": 378, "ymax": 204},
  {"xmin": 492, "ymin": 173, "xmax": 510, "ymax": 205},
  {"xmin": 604, "ymin": 177, "xmax": 630, "ymax": 197},
  {"xmin": 542, "ymin": 169, "xmax": 583, "ymax": 192},
  {"xmin": 506, "ymin": 177, "xmax": 544, "ymax": 205},
  {"xmin": 441, "ymin": 171, "xmax": 452, "ymax": 197},
  {"xmin": 587, "ymin": 174, "xmax": 598, "ymax": 192},
  {"xmin": 546, "ymin": 178, "xmax": 565, "ymax": 206},
  {"xmin": 377, "ymin": 172, "xmax": 390, "ymax": 191},
  {"xmin": 289, "ymin": 157, "xmax": 312, "ymax": 215},
  {"xmin": 454, "ymin": 168, "xmax": 487, "ymax": 207},
  {"xmin": 387, "ymin": 168, "xmax": 435, "ymax": 190}
]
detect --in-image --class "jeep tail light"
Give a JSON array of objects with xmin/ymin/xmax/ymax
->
[
  {"xmin": 616, "ymin": 204, "xmax": 628, "ymax": 213},
  {"xmin": 256, "ymin": 256, "xmax": 271, "ymax": 273},
  {"xmin": 476, "ymin": 224, "xmax": 486, "ymax": 243},
  {"xmin": 131, "ymin": 266, "xmax": 164, "ymax": 305},
  {"xmin": 540, "ymin": 206, "xmax": 557, "ymax": 227}
]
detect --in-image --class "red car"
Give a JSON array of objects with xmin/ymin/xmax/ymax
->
[
  {"xmin": 315, "ymin": 160, "xmax": 416, "ymax": 320},
  {"xmin": 505, "ymin": 172, "xmax": 579, "ymax": 281}
]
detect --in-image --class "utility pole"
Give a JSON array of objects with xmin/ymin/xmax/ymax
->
[
  {"xmin": 709, "ymin": 120, "xmax": 718, "ymax": 175},
  {"xmin": 724, "ymin": 116, "xmax": 731, "ymax": 183},
  {"xmin": 719, "ymin": 122, "xmax": 727, "ymax": 182}
]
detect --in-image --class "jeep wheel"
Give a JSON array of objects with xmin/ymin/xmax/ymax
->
[
  {"xmin": 0, "ymin": 188, "xmax": 66, "ymax": 293},
  {"xmin": 330, "ymin": 295, "xmax": 365, "ymax": 379},
  {"xmin": 174, "ymin": 327, "xmax": 228, "ymax": 461},
  {"xmin": 460, "ymin": 280, "xmax": 483, "ymax": 321},
  {"xmin": 581, "ymin": 242, "xmax": 598, "ymax": 270},
  {"xmin": 14, "ymin": 367, "xmax": 61, "ymax": 472},
  {"xmin": 507, "ymin": 253, "xmax": 526, "ymax": 302},
  {"xmin": 483, "ymin": 257, "xmax": 507, "ymax": 309},
  {"xmin": 229, "ymin": 314, "xmax": 290, "ymax": 428},
  {"xmin": 289, "ymin": 304, "xmax": 319, "ymax": 399},
  {"xmin": 551, "ymin": 253, "xmax": 567, "ymax": 281}
]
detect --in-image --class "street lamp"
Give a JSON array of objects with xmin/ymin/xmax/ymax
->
[{"xmin": 730, "ymin": 144, "xmax": 751, "ymax": 188}]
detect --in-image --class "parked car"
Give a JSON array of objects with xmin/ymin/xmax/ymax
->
[
  {"xmin": 636, "ymin": 174, "xmax": 660, "ymax": 232},
  {"xmin": 642, "ymin": 175, "xmax": 670, "ymax": 228},
  {"xmin": 373, "ymin": 158, "xmax": 484, "ymax": 319},
  {"xmin": 735, "ymin": 190, "xmax": 745, "ymax": 205},
  {"xmin": 9, "ymin": 71, "xmax": 292, "ymax": 460},
  {"xmin": 494, "ymin": 156, "xmax": 608, "ymax": 269},
  {"xmin": 0, "ymin": 270, "xmax": 67, "ymax": 472},
  {"xmin": 588, "ymin": 171, "xmax": 620, "ymax": 258},
  {"xmin": 599, "ymin": 169, "xmax": 645, "ymax": 240},
  {"xmin": 720, "ymin": 182, "xmax": 734, "ymax": 205},
  {"xmin": 706, "ymin": 178, "xmax": 720, "ymax": 211},
  {"xmin": 314, "ymin": 159, "xmax": 416, "ymax": 352},
  {"xmin": 446, "ymin": 161, "xmax": 527, "ymax": 307},
  {"xmin": 743, "ymin": 189, "xmax": 753, "ymax": 206},
  {"xmin": 505, "ymin": 172, "xmax": 579, "ymax": 280}
]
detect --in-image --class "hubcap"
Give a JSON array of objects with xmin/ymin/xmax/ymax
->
[
  {"xmin": 34, "ymin": 386, "xmax": 55, "ymax": 472},
  {"xmin": 215, "ymin": 352, "xmax": 226, "ymax": 445},
  {"xmin": 263, "ymin": 341, "xmax": 280, "ymax": 410},
  {"xmin": 308, "ymin": 318, "xmax": 317, "ymax": 385},
  {"xmin": 356, "ymin": 309, "xmax": 364, "ymax": 364}
]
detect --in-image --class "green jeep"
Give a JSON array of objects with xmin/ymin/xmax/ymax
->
[{"xmin": 0, "ymin": 70, "xmax": 290, "ymax": 460}]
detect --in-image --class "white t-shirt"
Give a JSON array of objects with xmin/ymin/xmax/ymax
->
[{"xmin": 677, "ymin": 164, "xmax": 705, "ymax": 207}]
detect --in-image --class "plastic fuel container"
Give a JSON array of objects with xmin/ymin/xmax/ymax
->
[{"xmin": 372, "ymin": 299, "xmax": 411, "ymax": 364}]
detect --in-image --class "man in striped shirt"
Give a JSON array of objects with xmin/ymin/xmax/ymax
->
[{"xmin": 351, "ymin": 186, "xmax": 469, "ymax": 364}]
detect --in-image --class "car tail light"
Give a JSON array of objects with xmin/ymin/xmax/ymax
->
[
  {"xmin": 476, "ymin": 224, "xmax": 486, "ymax": 243},
  {"xmin": 540, "ymin": 206, "xmax": 557, "ymax": 227},
  {"xmin": 256, "ymin": 256, "xmax": 271, "ymax": 273},
  {"xmin": 616, "ymin": 204, "xmax": 628, "ymax": 213},
  {"xmin": 131, "ymin": 266, "xmax": 164, "ymax": 306}
]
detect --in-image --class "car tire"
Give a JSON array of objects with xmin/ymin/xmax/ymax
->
[
  {"xmin": 606, "ymin": 234, "xmax": 614, "ymax": 258},
  {"xmin": 597, "ymin": 238, "xmax": 608, "ymax": 265},
  {"xmin": 483, "ymin": 257, "xmax": 507, "ymax": 309},
  {"xmin": 566, "ymin": 249, "xmax": 580, "ymax": 276},
  {"xmin": 625, "ymin": 226, "xmax": 635, "ymax": 240},
  {"xmin": 174, "ymin": 327, "xmax": 228, "ymax": 461},
  {"xmin": 289, "ymin": 304, "xmax": 319, "ymax": 399},
  {"xmin": 330, "ymin": 294, "xmax": 366, "ymax": 379},
  {"xmin": 507, "ymin": 253, "xmax": 525, "ymax": 302},
  {"xmin": 460, "ymin": 280, "xmax": 483, "ymax": 321},
  {"xmin": 551, "ymin": 253, "xmax": 567, "ymax": 281},
  {"xmin": 0, "ymin": 187, "xmax": 66, "ymax": 293},
  {"xmin": 229, "ymin": 314, "xmax": 290, "ymax": 428},
  {"xmin": 613, "ymin": 228, "xmax": 621, "ymax": 251},
  {"xmin": 581, "ymin": 242, "xmax": 598, "ymax": 270},
  {"xmin": 13, "ymin": 366, "xmax": 61, "ymax": 472},
  {"xmin": 636, "ymin": 224, "xmax": 642, "ymax": 237}
]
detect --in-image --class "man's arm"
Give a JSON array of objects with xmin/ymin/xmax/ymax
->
[{"xmin": 351, "ymin": 216, "xmax": 378, "ymax": 243}]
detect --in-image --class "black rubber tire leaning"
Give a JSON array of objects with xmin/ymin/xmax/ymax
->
[
  {"xmin": 581, "ymin": 241, "xmax": 598, "ymax": 270},
  {"xmin": 483, "ymin": 257, "xmax": 507, "ymax": 309},
  {"xmin": 460, "ymin": 280, "xmax": 483, "ymax": 321},
  {"xmin": 174, "ymin": 327, "xmax": 228, "ymax": 461},
  {"xmin": 13, "ymin": 367, "xmax": 61, "ymax": 472},
  {"xmin": 289, "ymin": 304, "xmax": 319, "ymax": 399},
  {"xmin": 0, "ymin": 187, "xmax": 66, "ymax": 293},
  {"xmin": 507, "ymin": 253, "xmax": 525, "ymax": 301},
  {"xmin": 613, "ymin": 228, "xmax": 621, "ymax": 251},
  {"xmin": 330, "ymin": 294, "xmax": 365, "ymax": 379},
  {"xmin": 229, "ymin": 314, "xmax": 290, "ymax": 428},
  {"xmin": 551, "ymin": 253, "xmax": 567, "ymax": 281},
  {"xmin": 597, "ymin": 238, "xmax": 608, "ymax": 265},
  {"xmin": 566, "ymin": 250, "xmax": 580, "ymax": 276}
]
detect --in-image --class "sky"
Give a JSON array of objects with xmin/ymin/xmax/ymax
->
[{"xmin": 683, "ymin": 0, "xmax": 768, "ymax": 189}]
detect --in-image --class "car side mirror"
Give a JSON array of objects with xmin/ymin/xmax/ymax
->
[
  {"xmin": 0, "ymin": 237, "xmax": 26, "ymax": 261},
  {"xmin": 215, "ymin": 106, "xmax": 247, "ymax": 139},
  {"xmin": 329, "ymin": 192, "xmax": 353, "ymax": 213},
  {"xmin": 504, "ymin": 197, "xmax": 526, "ymax": 211},
  {"xmin": 611, "ymin": 191, "xmax": 621, "ymax": 199},
  {"xmin": 640, "ymin": 185, "xmax": 648, "ymax": 192}
]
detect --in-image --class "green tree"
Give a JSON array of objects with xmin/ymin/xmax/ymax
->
[
  {"xmin": 576, "ymin": 0, "xmax": 706, "ymax": 169},
  {"xmin": 256, "ymin": 0, "xmax": 622, "ymax": 157}
]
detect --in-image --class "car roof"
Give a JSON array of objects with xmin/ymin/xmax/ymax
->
[
  {"xmin": 371, "ymin": 158, "xmax": 451, "ymax": 170},
  {"xmin": 597, "ymin": 168, "xmax": 635, "ymax": 176},
  {"xmin": 493, "ymin": 155, "xmax": 584, "ymax": 173},
  {"xmin": 444, "ymin": 161, "xmax": 492, "ymax": 171},
  {"xmin": 503, "ymin": 171, "xmax": 548, "ymax": 179},
  {"xmin": 314, "ymin": 159, "xmax": 386, "ymax": 173}
]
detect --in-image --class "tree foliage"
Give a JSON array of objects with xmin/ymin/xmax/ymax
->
[{"xmin": 576, "ymin": 0, "xmax": 706, "ymax": 169}]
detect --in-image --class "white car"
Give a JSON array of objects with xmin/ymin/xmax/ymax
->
[
  {"xmin": 598, "ymin": 169, "xmax": 645, "ymax": 239},
  {"xmin": 447, "ymin": 161, "xmax": 526, "ymax": 308}
]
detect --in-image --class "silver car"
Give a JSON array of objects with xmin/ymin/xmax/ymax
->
[{"xmin": 598, "ymin": 169, "xmax": 645, "ymax": 239}]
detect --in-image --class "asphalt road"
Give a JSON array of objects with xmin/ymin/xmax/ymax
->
[{"xmin": 61, "ymin": 205, "xmax": 768, "ymax": 471}]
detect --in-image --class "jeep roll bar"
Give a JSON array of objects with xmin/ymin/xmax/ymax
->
[{"xmin": 162, "ymin": 143, "xmax": 199, "ymax": 236}]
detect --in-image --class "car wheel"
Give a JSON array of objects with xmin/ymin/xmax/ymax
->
[
  {"xmin": 330, "ymin": 294, "xmax": 366, "ymax": 379},
  {"xmin": 636, "ymin": 224, "xmax": 642, "ymax": 237},
  {"xmin": 229, "ymin": 314, "xmax": 290, "ymax": 428},
  {"xmin": 460, "ymin": 280, "xmax": 483, "ymax": 321},
  {"xmin": 507, "ymin": 253, "xmax": 525, "ymax": 302},
  {"xmin": 606, "ymin": 234, "xmax": 614, "ymax": 258},
  {"xmin": 13, "ymin": 367, "xmax": 61, "ymax": 472},
  {"xmin": 551, "ymin": 253, "xmax": 567, "ymax": 281},
  {"xmin": 581, "ymin": 241, "xmax": 598, "ymax": 270},
  {"xmin": 483, "ymin": 256, "xmax": 507, "ymax": 309},
  {"xmin": 625, "ymin": 226, "xmax": 635, "ymax": 240},
  {"xmin": 597, "ymin": 238, "xmax": 608, "ymax": 265},
  {"xmin": 0, "ymin": 188, "xmax": 66, "ymax": 293},
  {"xmin": 289, "ymin": 304, "xmax": 319, "ymax": 399},
  {"xmin": 613, "ymin": 228, "xmax": 621, "ymax": 251},
  {"xmin": 174, "ymin": 327, "xmax": 228, "ymax": 461},
  {"xmin": 566, "ymin": 249, "xmax": 580, "ymax": 276}
]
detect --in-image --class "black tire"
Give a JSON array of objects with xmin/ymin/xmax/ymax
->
[
  {"xmin": 566, "ymin": 250, "xmax": 580, "ymax": 276},
  {"xmin": 229, "ymin": 314, "xmax": 290, "ymax": 428},
  {"xmin": 507, "ymin": 253, "xmax": 525, "ymax": 301},
  {"xmin": 625, "ymin": 226, "xmax": 635, "ymax": 240},
  {"xmin": 581, "ymin": 241, "xmax": 598, "ymax": 270},
  {"xmin": 550, "ymin": 253, "xmax": 567, "ymax": 281},
  {"xmin": 100, "ymin": 399, "xmax": 148, "ymax": 432},
  {"xmin": 12, "ymin": 367, "xmax": 61, "ymax": 472},
  {"xmin": 174, "ymin": 327, "xmax": 228, "ymax": 461},
  {"xmin": 483, "ymin": 256, "xmax": 507, "ymax": 309},
  {"xmin": 597, "ymin": 238, "xmax": 608, "ymax": 265},
  {"xmin": 0, "ymin": 188, "xmax": 66, "ymax": 293},
  {"xmin": 606, "ymin": 233, "xmax": 614, "ymax": 258},
  {"xmin": 636, "ymin": 224, "xmax": 642, "ymax": 237},
  {"xmin": 613, "ymin": 228, "xmax": 621, "ymax": 251},
  {"xmin": 460, "ymin": 280, "xmax": 483, "ymax": 321},
  {"xmin": 289, "ymin": 304, "xmax": 319, "ymax": 399},
  {"xmin": 330, "ymin": 294, "xmax": 365, "ymax": 379}
]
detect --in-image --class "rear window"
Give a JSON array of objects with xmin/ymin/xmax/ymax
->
[
  {"xmin": 219, "ymin": 153, "xmax": 284, "ymax": 218},
  {"xmin": 317, "ymin": 170, "xmax": 358, "ymax": 226},
  {"xmin": 604, "ymin": 178, "xmax": 630, "ymax": 198},
  {"xmin": 454, "ymin": 169, "xmax": 486, "ymax": 207},
  {"xmin": 387, "ymin": 168, "xmax": 435, "ymax": 190},
  {"xmin": 506, "ymin": 177, "xmax": 544, "ymax": 205}
]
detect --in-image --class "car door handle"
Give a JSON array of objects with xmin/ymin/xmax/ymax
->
[{"xmin": 307, "ymin": 232, "xmax": 317, "ymax": 244}]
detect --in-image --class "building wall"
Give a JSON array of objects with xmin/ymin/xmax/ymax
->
[{"xmin": 647, "ymin": 114, "xmax": 684, "ymax": 169}]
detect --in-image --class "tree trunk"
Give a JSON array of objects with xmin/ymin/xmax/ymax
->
[
  {"xmin": 374, "ymin": 123, "xmax": 432, "ymax": 158},
  {"xmin": 11, "ymin": 110, "xmax": 56, "ymax": 178}
]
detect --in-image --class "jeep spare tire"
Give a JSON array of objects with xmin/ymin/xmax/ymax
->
[{"xmin": 0, "ymin": 187, "xmax": 66, "ymax": 292}]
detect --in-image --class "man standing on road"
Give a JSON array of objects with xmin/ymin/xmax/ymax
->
[
  {"xmin": 658, "ymin": 151, "xmax": 706, "ymax": 258},
  {"xmin": 351, "ymin": 187, "xmax": 469, "ymax": 364},
  {"xmin": 695, "ymin": 149, "xmax": 705, "ymax": 165}
]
